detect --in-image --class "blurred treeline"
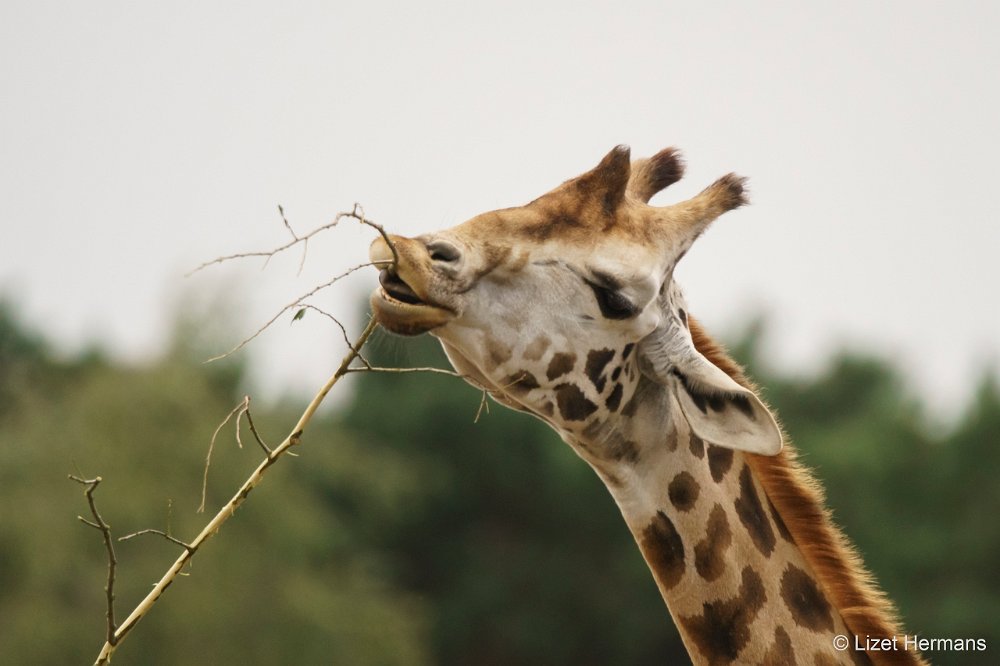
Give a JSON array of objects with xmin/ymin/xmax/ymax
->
[{"xmin": 0, "ymin": 300, "xmax": 998, "ymax": 665}]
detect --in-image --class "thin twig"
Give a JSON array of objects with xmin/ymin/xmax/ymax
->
[
  {"xmin": 194, "ymin": 203, "xmax": 397, "ymax": 365},
  {"xmin": 203, "ymin": 261, "xmax": 376, "ymax": 364},
  {"xmin": 69, "ymin": 475, "xmax": 118, "ymax": 647},
  {"xmin": 293, "ymin": 303, "xmax": 354, "ymax": 352},
  {"xmin": 242, "ymin": 401, "xmax": 271, "ymax": 456},
  {"xmin": 198, "ymin": 397, "xmax": 250, "ymax": 513},
  {"xmin": 118, "ymin": 529, "xmax": 193, "ymax": 551},
  {"xmin": 344, "ymin": 365, "xmax": 463, "ymax": 378},
  {"xmin": 346, "ymin": 365, "xmax": 499, "ymax": 423},
  {"xmin": 474, "ymin": 390, "xmax": 491, "ymax": 423},
  {"xmin": 186, "ymin": 204, "xmax": 397, "ymax": 276}
]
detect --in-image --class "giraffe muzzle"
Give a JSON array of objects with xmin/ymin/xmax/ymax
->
[{"xmin": 369, "ymin": 236, "xmax": 455, "ymax": 336}]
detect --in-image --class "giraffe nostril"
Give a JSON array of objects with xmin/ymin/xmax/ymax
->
[{"xmin": 427, "ymin": 240, "xmax": 461, "ymax": 264}]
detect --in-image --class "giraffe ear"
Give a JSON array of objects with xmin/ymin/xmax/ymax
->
[
  {"xmin": 667, "ymin": 354, "xmax": 783, "ymax": 455},
  {"xmin": 639, "ymin": 336, "xmax": 783, "ymax": 455}
]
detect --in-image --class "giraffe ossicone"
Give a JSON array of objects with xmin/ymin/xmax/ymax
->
[{"xmin": 368, "ymin": 145, "xmax": 924, "ymax": 665}]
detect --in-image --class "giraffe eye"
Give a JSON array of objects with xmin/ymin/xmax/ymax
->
[{"xmin": 588, "ymin": 283, "xmax": 637, "ymax": 320}]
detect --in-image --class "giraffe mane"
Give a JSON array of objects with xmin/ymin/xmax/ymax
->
[{"xmin": 687, "ymin": 316, "xmax": 926, "ymax": 665}]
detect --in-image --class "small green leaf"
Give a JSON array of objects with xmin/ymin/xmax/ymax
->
[{"xmin": 292, "ymin": 308, "xmax": 306, "ymax": 323}]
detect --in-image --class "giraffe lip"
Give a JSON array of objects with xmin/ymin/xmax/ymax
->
[{"xmin": 378, "ymin": 269, "xmax": 424, "ymax": 305}]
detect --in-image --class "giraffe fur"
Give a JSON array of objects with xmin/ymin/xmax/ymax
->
[{"xmin": 368, "ymin": 145, "xmax": 925, "ymax": 665}]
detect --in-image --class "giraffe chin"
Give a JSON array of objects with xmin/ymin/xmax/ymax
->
[{"xmin": 370, "ymin": 289, "xmax": 454, "ymax": 336}]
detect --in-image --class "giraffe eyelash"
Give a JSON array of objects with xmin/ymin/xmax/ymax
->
[{"xmin": 586, "ymin": 280, "xmax": 638, "ymax": 320}]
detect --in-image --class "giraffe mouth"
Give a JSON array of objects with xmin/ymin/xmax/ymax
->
[
  {"xmin": 371, "ymin": 268, "xmax": 454, "ymax": 336},
  {"xmin": 379, "ymin": 269, "xmax": 424, "ymax": 305}
]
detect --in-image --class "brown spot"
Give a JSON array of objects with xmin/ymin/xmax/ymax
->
[
  {"xmin": 606, "ymin": 383, "xmax": 623, "ymax": 411},
  {"xmin": 689, "ymin": 432, "xmax": 705, "ymax": 459},
  {"xmin": 667, "ymin": 471, "xmax": 700, "ymax": 512},
  {"xmin": 707, "ymin": 444, "xmax": 734, "ymax": 483},
  {"xmin": 519, "ymin": 210, "xmax": 582, "ymax": 242},
  {"xmin": 539, "ymin": 401, "xmax": 555, "ymax": 417},
  {"xmin": 546, "ymin": 352, "xmax": 576, "ymax": 381},
  {"xmin": 554, "ymin": 383, "xmax": 597, "ymax": 422},
  {"xmin": 585, "ymin": 348, "xmax": 615, "ymax": 392},
  {"xmin": 761, "ymin": 627, "xmax": 795, "ymax": 666},
  {"xmin": 611, "ymin": 366, "xmax": 622, "ymax": 381},
  {"xmin": 523, "ymin": 335, "xmax": 550, "ymax": 362},
  {"xmin": 622, "ymin": 343, "xmax": 635, "ymax": 359},
  {"xmin": 781, "ymin": 564, "xmax": 834, "ymax": 633},
  {"xmin": 479, "ymin": 243, "xmax": 513, "ymax": 276},
  {"xmin": 768, "ymin": 496, "xmax": 794, "ymax": 544},
  {"xmin": 640, "ymin": 511, "xmax": 685, "ymax": 591},
  {"xmin": 664, "ymin": 427, "xmax": 678, "ymax": 451},
  {"xmin": 501, "ymin": 371, "xmax": 540, "ymax": 396},
  {"xmin": 694, "ymin": 504, "xmax": 732, "ymax": 582},
  {"xmin": 734, "ymin": 465, "xmax": 776, "ymax": 557},
  {"xmin": 608, "ymin": 434, "xmax": 639, "ymax": 464},
  {"xmin": 680, "ymin": 566, "xmax": 766, "ymax": 665},
  {"xmin": 678, "ymin": 307, "xmax": 688, "ymax": 327},
  {"xmin": 485, "ymin": 340, "xmax": 512, "ymax": 371}
]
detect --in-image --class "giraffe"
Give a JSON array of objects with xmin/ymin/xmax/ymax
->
[{"xmin": 368, "ymin": 145, "xmax": 925, "ymax": 665}]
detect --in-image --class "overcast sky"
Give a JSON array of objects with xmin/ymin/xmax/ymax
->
[{"xmin": 2, "ymin": 1, "xmax": 998, "ymax": 419}]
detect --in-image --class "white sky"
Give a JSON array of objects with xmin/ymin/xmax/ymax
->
[{"xmin": 2, "ymin": 1, "xmax": 998, "ymax": 419}]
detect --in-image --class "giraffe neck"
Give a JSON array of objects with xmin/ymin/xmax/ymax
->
[{"xmin": 571, "ymin": 376, "xmax": 877, "ymax": 665}]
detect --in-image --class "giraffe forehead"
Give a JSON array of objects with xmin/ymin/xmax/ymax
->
[{"xmin": 448, "ymin": 200, "xmax": 661, "ymax": 260}]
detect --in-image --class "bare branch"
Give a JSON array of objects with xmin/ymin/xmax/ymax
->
[
  {"xmin": 90, "ymin": 318, "xmax": 381, "ymax": 665},
  {"xmin": 82, "ymin": 207, "xmax": 440, "ymax": 663},
  {"xmin": 69, "ymin": 475, "xmax": 118, "ymax": 647}
]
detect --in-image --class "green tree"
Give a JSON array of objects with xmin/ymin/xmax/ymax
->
[
  {"xmin": 2, "ymin": 300, "xmax": 997, "ymax": 664},
  {"xmin": 0, "ymin": 303, "xmax": 429, "ymax": 665}
]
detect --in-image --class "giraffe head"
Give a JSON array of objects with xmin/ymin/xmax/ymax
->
[{"xmin": 370, "ymin": 145, "xmax": 782, "ymax": 461}]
